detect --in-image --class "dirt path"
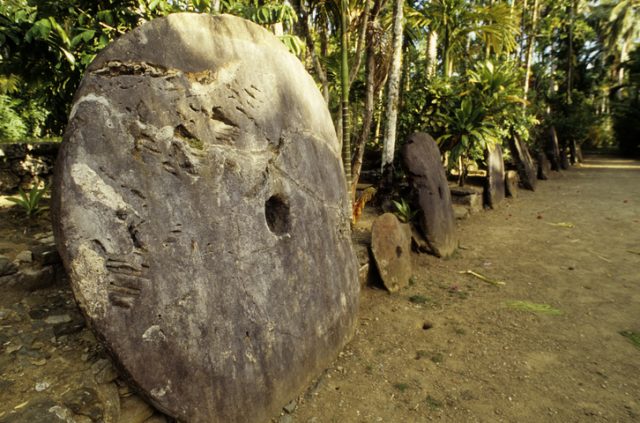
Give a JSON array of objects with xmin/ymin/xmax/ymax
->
[
  {"xmin": 1, "ymin": 156, "xmax": 639, "ymax": 423},
  {"xmin": 291, "ymin": 156, "xmax": 640, "ymax": 422}
]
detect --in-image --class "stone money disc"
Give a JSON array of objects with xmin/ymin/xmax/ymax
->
[{"xmin": 53, "ymin": 13, "xmax": 359, "ymax": 423}]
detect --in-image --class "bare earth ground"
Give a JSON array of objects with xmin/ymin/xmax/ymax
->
[{"xmin": 1, "ymin": 155, "xmax": 639, "ymax": 422}]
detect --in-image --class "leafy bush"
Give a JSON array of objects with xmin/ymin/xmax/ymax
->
[
  {"xmin": 0, "ymin": 95, "xmax": 27, "ymax": 141},
  {"xmin": 7, "ymin": 185, "xmax": 49, "ymax": 218}
]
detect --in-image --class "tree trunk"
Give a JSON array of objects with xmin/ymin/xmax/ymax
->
[
  {"xmin": 381, "ymin": 0, "xmax": 404, "ymax": 171},
  {"xmin": 426, "ymin": 30, "xmax": 438, "ymax": 78},
  {"xmin": 296, "ymin": 1, "xmax": 330, "ymax": 103},
  {"xmin": 351, "ymin": 0, "xmax": 384, "ymax": 194},
  {"xmin": 341, "ymin": 0, "xmax": 352, "ymax": 206},
  {"xmin": 523, "ymin": 0, "xmax": 539, "ymax": 107},
  {"xmin": 211, "ymin": 0, "xmax": 220, "ymax": 14},
  {"xmin": 567, "ymin": 0, "xmax": 577, "ymax": 104}
]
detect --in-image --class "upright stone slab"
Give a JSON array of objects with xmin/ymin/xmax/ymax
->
[
  {"xmin": 560, "ymin": 148, "xmax": 571, "ymax": 169},
  {"xmin": 400, "ymin": 133, "xmax": 456, "ymax": 258},
  {"xmin": 484, "ymin": 144, "xmax": 505, "ymax": 209},
  {"xmin": 370, "ymin": 213, "xmax": 412, "ymax": 293},
  {"xmin": 53, "ymin": 14, "xmax": 358, "ymax": 423},
  {"xmin": 546, "ymin": 127, "xmax": 562, "ymax": 171},
  {"xmin": 537, "ymin": 151, "xmax": 550, "ymax": 180},
  {"xmin": 508, "ymin": 134, "xmax": 537, "ymax": 191},
  {"xmin": 505, "ymin": 170, "xmax": 519, "ymax": 198}
]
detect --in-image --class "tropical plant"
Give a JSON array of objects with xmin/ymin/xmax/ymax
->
[
  {"xmin": 7, "ymin": 184, "xmax": 49, "ymax": 218},
  {"xmin": 392, "ymin": 198, "xmax": 417, "ymax": 223}
]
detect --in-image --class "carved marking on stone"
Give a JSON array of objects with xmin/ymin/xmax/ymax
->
[
  {"xmin": 105, "ymin": 256, "xmax": 149, "ymax": 309},
  {"xmin": 91, "ymin": 61, "xmax": 179, "ymax": 79}
]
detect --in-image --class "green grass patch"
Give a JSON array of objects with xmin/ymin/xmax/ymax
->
[
  {"xmin": 415, "ymin": 350, "xmax": 429, "ymax": 360},
  {"xmin": 393, "ymin": 383, "xmax": 410, "ymax": 392},
  {"xmin": 619, "ymin": 331, "xmax": 640, "ymax": 349},
  {"xmin": 454, "ymin": 327, "xmax": 466, "ymax": 335},
  {"xmin": 425, "ymin": 395, "xmax": 443, "ymax": 410},
  {"xmin": 430, "ymin": 352, "xmax": 444, "ymax": 363},
  {"xmin": 409, "ymin": 295, "xmax": 428, "ymax": 304},
  {"xmin": 506, "ymin": 301, "xmax": 562, "ymax": 315}
]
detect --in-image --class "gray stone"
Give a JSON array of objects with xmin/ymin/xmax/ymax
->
[
  {"xmin": 0, "ymin": 398, "xmax": 66, "ymax": 423},
  {"xmin": 45, "ymin": 314, "xmax": 72, "ymax": 325},
  {"xmin": 0, "ymin": 255, "xmax": 17, "ymax": 276},
  {"xmin": 118, "ymin": 395, "xmax": 154, "ymax": 423},
  {"xmin": 17, "ymin": 265, "xmax": 56, "ymax": 291},
  {"xmin": 508, "ymin": 134, "xmax": 537, "ymax": 191},
  {"xmin": 484, "ymin": 144, "xmax": 505, "ymax": 209},
  {"xmin": 15, "ymin": 250, "xmax": 33, "ymax": 263},
  {"xmin": 31, "ymin": 244, "xmax": 62, "ymax": 266},
  {"xmin": 96, "ymin": 382, "xmax": 121, "ymax": 423},
  {"xmin": 560, "ymin": 148, "xmax": 570, "ymax": 169},
  {"xmin": 92, "ymin": 358, "xmax": 119, "ymax": 384},
  {"xmin": 400, "ymin": 133, "xmax": 457, "ymax": 258},
  {"xmin": 505, "ymin": 170, "xmax": 519, "ymax": 198},
  {"xmin": 0, "ymin": 171, "xmax": 20, "ymax": 193},
  {"xmin": 546, "ymin": 127, "xmax": 562, "ymax": 171},
  {"xmin": 537, "ymin": 152, "xmax": 550, "ymax": 180},
  {"xmin": 53, "ymin": 13, "xmax": 358, "ymax": 423},
  {"xmin": 370, "ymin": 213, "xmax": 412, "ymax": 293},
  {"xmin": 450, "ymin": 186, "xmax": 483, "ymax": 214},
  {"xmin": 61, "ymin": 387, "xmax": 104, "ymax": 422},
  {"xmin": 283, "ymin": 399, "xmax": 297, "ymax": 414}
]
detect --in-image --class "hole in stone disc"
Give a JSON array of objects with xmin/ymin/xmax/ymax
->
[{"xmin": 265, "ymin": 195, "xmax": 290, "ymax": 235}]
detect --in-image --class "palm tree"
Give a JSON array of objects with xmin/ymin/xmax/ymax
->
[
  {"xmin": 381, "ymin": 0, "xmax": 404, "ymax": 171},
  {"xmin": 604, "ymin": 0, "xmax": 640, "ymax": 84}
]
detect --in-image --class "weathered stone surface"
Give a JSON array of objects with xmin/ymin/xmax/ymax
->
[
  {"xmin": 560, "ymin": 148, "xmax": 570, "ymax": 169},
  {"xmin": 53, "ymin": 14, "xmax": 358, "ymax": 423},
  {"xmin": 505, "ymin": 170, "xmax": 519, "ymax": 198},
  {"xmin": 537, "ymin": 152, "xmax": 550, "ymax": 180},
  {"xmin": 484, "ymin": 144, "xmax": 505, "ymax": 209},
  {"xmin": 546, "ymin": 127, "xmax": 562, "ymax": 171},
  {"xmin": 508, "ymin": 134, "xmax": 537, "ymax": 191},
  {"xmin": 400, "ymin": 133, "xmax": 457, "ymax": 257},
  {"xmin": 370, "ymin": 213, "xmax": 412, "ymax": 293},
  {"xmin": 450, "ymin": 186, "xmax": 483, "ymax": 214}
]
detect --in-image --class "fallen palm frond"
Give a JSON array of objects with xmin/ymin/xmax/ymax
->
[
  {"xmin": 352, "ymin": 187, "xmax": 376, "ymax": 224},
  {"xmin": 506, "ymin": 301, "xmax": 562, "ymax": 315},
  {"xmin": 546, "ymin": 222, "xmax": 575, "ymax": 228},
  {"xmin": 459, "ymin": 270, "xmax": 505, "ymax": 286}
]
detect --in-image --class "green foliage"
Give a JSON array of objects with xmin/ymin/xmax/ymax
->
[
  {"xmin": 612, "ymin": 48, "xmax": 640, "ymax": 156},
  {"xmin": 0, "ymin": 94, "xmax": 27, "ymax": 140},
  {"xmin": 549, "ymin": 91, "xmax": 597, "ymax": 146},
  {"xmin": 7, "ymin": 185, "xmax": 49, "ymax": 218},
  {"xmin": 408, "ymin": 295, "xmax": 428, "ymax": 304},
  {"xmin": 619, "ymin": 330, "xmax": 640, "ymax": 350},
  {"xmin": 392, "ymin": 198, "xmax": 417, "ymax": 223}
]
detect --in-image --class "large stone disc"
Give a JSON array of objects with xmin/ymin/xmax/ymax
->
[{"xmin": 53, "ymin": 14, "xmax": 358, "ymax": 423}]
